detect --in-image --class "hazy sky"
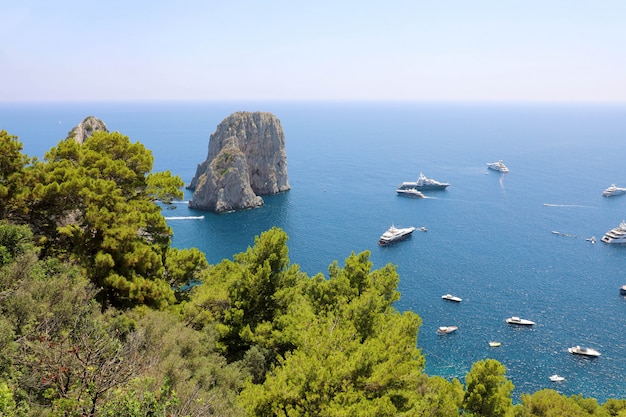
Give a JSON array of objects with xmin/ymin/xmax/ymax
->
[{"xmin": 3, "ymin": 1, "xmax": 626, "ymax": 102}]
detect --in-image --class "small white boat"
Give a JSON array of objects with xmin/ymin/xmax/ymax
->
[
  {"xmin": 489, "ymin": 341, "xmax": 501, "ymax": 347},
  {"xmin": 437, "ymin": 326, "xmax": 458, "ymax": 334},
  {"xmin": 549, "ymin": 374, "xmax": 565, "ymax": 382},
  {"xmin": 506, "ymin": 316, "xmax": 535, "ymax": 326},
  {"xmin": 442, "ymin": 294, "xmax": 462, "ymax": 302},
  {"xmin": 568, "ymin": 346, "xmax": 601, "ymax": 357},
  {"xmin": 396, "ymin": 188, "xmax": 425, "ymax": 198},
  {"xmin": 602, "ymin": 184, "xmax": 626, "ymax": 197},
  {"xmin": 486, "ymin": 160, "xmax": 509, "ymax": 173}
]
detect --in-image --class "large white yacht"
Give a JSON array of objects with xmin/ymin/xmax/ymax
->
[
  {"xmin": 398, "ymin": 172, "xmax": 450, "ymax": 191},
  {"xmin": 505, "ymin": 316, "xmax": 535, "ymax": 326},
  {"xmin": 487, "ymin": 160, "xmax": 509, "ymax": 173},
  {"xmin": 602, "ymin": 184, "xmax": 626, "ymax": 197},
  {"xmin": 378, "ymin": 225, "xmax": 416, "ymax": 246},
  {"xmin": 601, "ymin": 221, "xmax": 626, "ymax": 244},
  {"xmin": 568, "ymin": 346, "xmax": 601, "ymax": 357}
]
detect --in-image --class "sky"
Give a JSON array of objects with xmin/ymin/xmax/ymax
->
[{"xmin": 2, "ymin": 0, "xmax": 626, "ymax": 102}]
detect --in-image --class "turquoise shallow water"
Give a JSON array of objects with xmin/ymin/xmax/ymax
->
[{"xmin": 3, "ymin": 101, "xmax": 626, "ymax": 401}]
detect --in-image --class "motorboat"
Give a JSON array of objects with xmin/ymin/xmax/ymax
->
[
  {"xmin": 396, "ymin": 188, "xmax": 425, "ymax": 198},
  {"xmin": 398, "ymin": 172, "xmax": 450, "ymax": 191},
  {"xmin": 489, "ymin": 341, "xmax": 501, "ymax": 347},
  {"xmin": 437, "ymin": 326, "xmax": 458, "ymax": 334},
  {"xmin": 602, "ymin": 184, "xmax": 626, "ymax": 197},
  {"xmin": 601, "ymin": 221, "xmax": 626, "ymax": 244},
  {"xmin": 378, "ymin": 225, "xmax": 416, "ymax": 246},
  {"xmin": 442, "ymin": 294, "xmax": 462, "ymax": 302},
  {"xmin": 549, "ymin": 374, "xmax": 565, "ymax": 382},
  {"xmin": 505, "ymin": 316, "xmax": 535, "ymax": 326},
  {"xmin": 568, "ymin": 346, "xmax": 601, "ymax": 357},
  {"xmin": 486, "ymin": 160, "xmax": 509, "ymax": 173},
  {"xmin": 620, "ymin": 285, "xmax": 626, "ymax": 296}
]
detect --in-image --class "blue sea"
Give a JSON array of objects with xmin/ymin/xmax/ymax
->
[{"xmin": 3, "ymin": 101, "xmax": 626, "ymax": 402}]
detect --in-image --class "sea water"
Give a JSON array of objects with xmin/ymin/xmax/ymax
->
[{"xmin": 3, "ymin": 101, "xmax": 626, "ymax": 401}]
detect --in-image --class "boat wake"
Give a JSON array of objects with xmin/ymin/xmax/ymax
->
[
  {"xmin": 171, "ymin": 200, "xmax": 189, "ymax": 204},
  {"xmin": 551, "ymin": 230, "xmax": 596, "ymax": 243},
  {"xmin": 164, "ymin": 215, "xmax": 205, "ymax": 220},
  {"xmin": 543, "ymin": 203, "xmax": 595, "ymax": 208}
]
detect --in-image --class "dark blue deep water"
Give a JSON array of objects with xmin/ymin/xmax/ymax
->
[{"xmin": 3, "ymin": 101, "xmax": 626, "ymax": 402}]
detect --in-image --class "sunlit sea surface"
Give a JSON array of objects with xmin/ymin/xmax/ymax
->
[{"xmin": 3, "ymin": 101, "xmax": 626, "ymax": 402}]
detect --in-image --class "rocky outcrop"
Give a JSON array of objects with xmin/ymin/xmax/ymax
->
[
  {"xmin": 188, "ymin": 112, "xmax": 290, "ymax": 213},
  {"xmin": 66, "ymin": 116, "xmax": 108, "ymax": 144}
]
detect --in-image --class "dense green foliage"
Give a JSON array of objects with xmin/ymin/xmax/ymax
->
[
  {"xmin": 1, "ymin": 128, "xmax": 623, "ymax": 416},
  {"xmin": 463, "ymin": 359, "xmax": 513, "ymax": 417},
  {"xmin": 4, "ymin": 131, "xmax": 188, "ymax": 308},
  {"xmin": 0, "ymin": 130, "xmax": 30, "ymax": 221}
]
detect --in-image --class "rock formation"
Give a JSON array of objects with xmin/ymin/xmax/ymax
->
[
  {"xmin": 188, "ymin": 112, "xmax": 290, "ymax": 213},
  {"xmin": 66, "ymin": 116, "xmax": 108, "ymax": 143}
]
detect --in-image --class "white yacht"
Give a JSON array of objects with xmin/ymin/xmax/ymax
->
[
  {"xmin": 549, "ymin": 374, "xmax": 565, "ymax": 382},
  {"xmin": 437, "ymin": 326, "xmax": 458, "ymax": 334},
  {"xmin": 568, "ymin": 346, "xmax": 601, "ymax": 357},
  {"xmin": 442, "ymin": 294, "xmax": 462, "ymax": 302},
  {"xmin": 603, "ymin": 184, "xmax": 626, "ymax": 197},
  {"xmin": 505, "ymin": 316, "xmax": 535, "ymax": 326},
  {"xmin": 396, "ymin": 188, "xmax": 425, "ymax": 198},
  {"xmin": 378, "ymin": 225, "xmax": 416, "ymax": 246},
  {"xmin": 601, "ymin": 221, "xmax": 626, "ymax": 244},
  {"xmin": 398, "ymin": 172, "xmax": 450, "ymax": 191},
  {"xmin": 486, "ymin": 160, "xmax": 509, "ymax": 173}
]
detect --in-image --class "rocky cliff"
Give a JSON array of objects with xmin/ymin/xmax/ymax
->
[
  {"xmin": 188, "ymin": 112, "xmax": 290, "ymax": 213},
  {"xmin": 66, "ymin": 116, "xmax": 108, "ymax": 143}
]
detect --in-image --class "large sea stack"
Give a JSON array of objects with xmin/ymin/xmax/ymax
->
[
  {"xmin": 66, "ymin": 116, "xmax": 108, "ymax": 143},
  {"xmin": 188, "ymin": 111, "xmax": 290, "ymax": 213}
]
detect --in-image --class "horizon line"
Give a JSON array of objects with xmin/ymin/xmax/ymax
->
[{"xmin": 2, "ymin": 98, "xmax": 626, "ymax": 105}]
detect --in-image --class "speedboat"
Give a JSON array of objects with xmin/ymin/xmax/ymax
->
[
  {"xmin": 568, "ymin": 346, "xmax": 601, "ymax": 357},
  {"xmin": 549, "ymin": 374, "xmax": 565, "ymax": 382},
  {"xmin": 442, "ymin": 294, "xmax": 462, "ymax": 302},
  {"xmin": 601, "ymin": 221, "xmax": 626, "ymax": 244},
  {"xmin": 378, "ymin": 225, "xmax": 416, "ymax": 246},
  {"xmin": 398, "ymin": 172, "xmax": 450, "ymax": 191},
  {"xmin": 602, "ymin": 184, "xmax": 626, "ymax": 197},
  {"xmin": 620, "ymin": 285, "xmax": 626, "ymax": 296},
  {"xmin": 486, "ymin": 160, "xmax": 509, "ymax": 173},
  {"xmin": 437, "ymin": 326, "xmax": 458, "ymax": 334},
  {"xmin": 505, "ymin": 316, "xmax": 535, "ymax": 326},
  {"xmin": 489, "ymin": 341, "xmax": 501, "ymax": 347},
  {"xmin": 396, "ymin": 188, "xmax": 425, "ymax": 198}
]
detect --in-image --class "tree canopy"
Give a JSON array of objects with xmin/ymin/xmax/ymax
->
[
  {"xmin": 4, "ymin": 130, "xmax": 186, "ymax": 308},
  {"xmin": 463, "ymin": 359, "xmax": 514, "ymax": 417}
]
